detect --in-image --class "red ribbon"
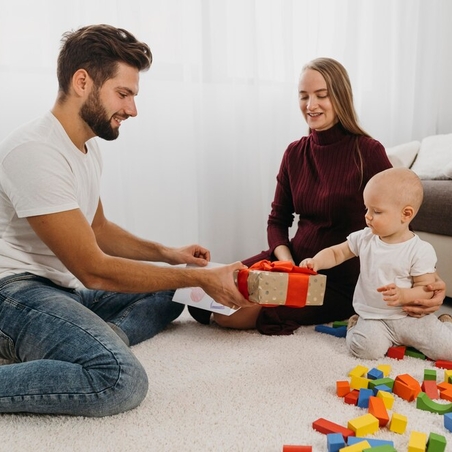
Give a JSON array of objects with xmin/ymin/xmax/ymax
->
[{"xmin": 237, "ymin": 260, "xmax": 317, "ymax": 307}]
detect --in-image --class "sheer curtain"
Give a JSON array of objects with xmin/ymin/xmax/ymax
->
[{"xmin": 1, "ymin": 0, "xmax": 452, "ymax": 263}]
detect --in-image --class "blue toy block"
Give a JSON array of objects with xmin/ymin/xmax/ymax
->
[
  {"xmin": 327, "ymin": 432, "xmax": 345, "ymax": 452},
  {"xmin": 314, "ymin": 324, "xmax": 347, "ymax": 338},
  {"xmin": 348, "ymin": 436, "xmax": 394, "ymax": 447},
  {"xmin": 444, "ymin": 412, "xmax": 452, "ymax": 432},
  {"xmin": 372, "ymin": 384, "xmax": 393, "ymax": 395},
  {"xmin": 367, "ymin": 368, "xmax": 384, "ymax": 380},
  {"xmin": 357, "ymin": 388, "xmax": 373, "ymax": 408}
]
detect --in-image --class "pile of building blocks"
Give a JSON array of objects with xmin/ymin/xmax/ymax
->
[{"xmin": 308, "ymin": 363, "xmax": 451, "ymax": 451}]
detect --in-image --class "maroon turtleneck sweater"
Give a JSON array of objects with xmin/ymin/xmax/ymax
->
[{"xmin": 267, "ymin": 122, "xmax": 392, "ymax": 286}]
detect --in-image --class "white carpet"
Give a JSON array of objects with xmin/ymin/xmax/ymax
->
[{"xmin": 1, "ymin": 307, "xmax": 452, "ymax": 451}]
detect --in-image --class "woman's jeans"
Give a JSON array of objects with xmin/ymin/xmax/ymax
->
[{"xmin": 0, "ymin": 273, "xmax": 184, "ymax": 417}]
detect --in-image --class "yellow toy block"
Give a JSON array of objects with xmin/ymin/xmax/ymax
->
[
  {"xmin": 347, "ymin": 413, "xmax": 379, "ymax": 436},
  {"xmin": 444, "ymin": 369, "xmax": 452, "ymax": 383},
  {"xmin": 350, "ymin": 375, "xmax": 370, "ymax": 390},
  {"xmin": 388, "ymin": 412, "xmax": 407, "ymax": 434},
  {"xmin": 339, "ymin": 440, "xmax": 371, "ymax": 451},
  {"xmin": 377, "ymin": 364, "xmax": 391, "ymax": 377},
  {"xmin": 408, "ymin": 430, "xmax": 427, "ymax": 452},
  {"xmin": 349, "ymin": 365, "xmax": 369, "ymax": 378},
  {"xmin": 376, "ymin": 390, "xmax": 394, "ymax": 409}
]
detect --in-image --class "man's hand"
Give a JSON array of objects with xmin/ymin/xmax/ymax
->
[
  {"xmin": 402, "ymin": 278, "xmax": 446, "ymax": 317},
  {"xmin": 201, "ymin": 261, "xmax": 256, "ymax": 310}
]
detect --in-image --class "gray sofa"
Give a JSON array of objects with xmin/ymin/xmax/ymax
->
[{"xmin": 386, "ymin": 136, "xmax": 452, "ymax": 298}]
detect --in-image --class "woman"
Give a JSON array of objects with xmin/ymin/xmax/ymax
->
[{"xmin": 190, "ymin": 57, "xmax": 445, "ymax": 334}]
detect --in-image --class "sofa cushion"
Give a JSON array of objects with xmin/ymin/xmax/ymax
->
[
  {"xmin": 412, "ymin": 180, "xmax": 452, "ymax": 237},
  {"xmin": 410, "ymin": 134, "xmax": 452, "ymax": 179},
  {"xmin": 385, "ymin": 141, "xmax": 420, "ymax": 168}
]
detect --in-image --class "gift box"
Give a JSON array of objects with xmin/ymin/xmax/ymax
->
[{"xmin": 235, "ymin": 260, "xmax": 326, "ymax": 307}]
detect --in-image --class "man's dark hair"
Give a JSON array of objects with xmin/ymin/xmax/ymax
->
[{"xmin": 57, "ymin": 24, "xmax": 152, "ymax": 99}]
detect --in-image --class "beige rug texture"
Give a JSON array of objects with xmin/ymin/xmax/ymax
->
[{"xmin": 1, "ymin": 307, "xmax": 451, "ymax": 451}]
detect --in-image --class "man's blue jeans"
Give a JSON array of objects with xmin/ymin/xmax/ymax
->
[{"xmin": 0, "ymin": 273, "xmax": 184, "ymax": 417}]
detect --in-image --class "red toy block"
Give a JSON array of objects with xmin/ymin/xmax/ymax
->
[
  {"xmin": 386, "ymin": 346, "xmax": 406, "ymax": 360},
  {"xmin": 368, "ymin": 396, "xmax": 389, "ymax": 427},
  {"xmin": 282, "ymin": 446, "xmax": 312, "ymax": 451},
  {"xmin": 312, "ymin": 418, "xmax": 355, "ymax": 440},
  {"xmin": 422, "ymin": 380, "xmax": 439, "ymax": 399},
  {"xmin": 436, "ymin": 360, "xmax": 452, "ymax": 370},
  {"xmin": 336, "ymin": 380, "xmax": 351, "ymax": 397},
  {"xmin": 344, "ymin": 390, "xmax": 360, "ymax": 405}
]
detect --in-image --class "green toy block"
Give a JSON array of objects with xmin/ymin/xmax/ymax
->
[
  {"xmin": 427, "ymin": 432, "xmax": 447, "ymax": 452},
  {"xmin": 333, "ymin": 320, "xmax": 348, "ymax": 328},
  {"xmin": 405, "ymin": 346, "xmax": 426, "ymax": 360},
  {"xmin": 367, "ymin": 377, "xmax": 394, "ymax": 391},
  {"xmin": 416, "ymin": 392, "xmax": 452, "ymax": 414},
  {"xmin": 424, "ymin": 369, "xmax": 437, "ymax": 381}
]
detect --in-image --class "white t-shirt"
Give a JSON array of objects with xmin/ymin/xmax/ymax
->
[
  {"xmin": 347, "ymin": 227, "xmax": 437, "ymax": 320},
  {"xmin": 0, "ymin": 111, "xmax": 102, "ymax": 288}
]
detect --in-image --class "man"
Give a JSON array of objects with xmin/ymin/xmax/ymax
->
[{"xmin": 0, "ymin": 24, "xmax": 253, "ymax": 417}]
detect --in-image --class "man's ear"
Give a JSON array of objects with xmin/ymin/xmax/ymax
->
[
  {"xmin": 72, "ymin": 69, "xmax": 92, "ymax": 96},
  {"xmin": 401, "ymin": 205, "xmax": 415, "ymax": 223}
]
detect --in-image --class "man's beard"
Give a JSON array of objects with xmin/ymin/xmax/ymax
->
[{"xmin": 80, "ymin": 89, "xmax": 119, "ymax": 141}]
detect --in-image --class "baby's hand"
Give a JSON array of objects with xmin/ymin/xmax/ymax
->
[
  {"xmin": 299, "ymin": 258, "xmax": 318, "ymax": 271},
  {"xmin": 377, "ymin": 283, "xmax": 405, "ymax": 306}
]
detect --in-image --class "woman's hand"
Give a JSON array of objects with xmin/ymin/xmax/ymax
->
[{"xmin": 402, "ymin": 276, "xmax": 446, "ymax": 317}]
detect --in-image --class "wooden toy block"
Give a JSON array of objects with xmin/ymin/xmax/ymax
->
[
  {"xmin": 372, "ymin": 384, "xmax": 392, "ymax": 396},
  {"xmin": 339, "ymin": 440, "xmax": 371, "ymax": 451},
  {"xmin": 444, "ymin": 369, "xmax": 452, "ymax": 383},
  {"xmin": 393, "ymin": 374, "xmax": 421, "ymax": 401},
  {"xmin": 427, "ymin": 432, "xmax": 447, "ymax": 452},
  {"xmin": 367, "ymin": 377, "xmax": 394, "ymax": 391},
  {"xmin": 349, "ymin": 365, "xmax": 369, "ymax": 378},
  {"xmin": 376, "ymin": 364, "xmax": 391, "ymax": 377},
  {"xmin": 362, "ymin": 446, "xmax": 396, "ymax": 452},
  {"xmin": 422, "ymin": 380, "xmax": 439, "ymax": 400},
  {"xmin": 437, "ymin": 381, "xmax": 452, "ymax": 392},
  {"xmin": 357, "ymin": 388, "xmax": 373, "ymax": 408},
  {"xmin": 444, "ymin": 412, "xmax": 452, "ymax": 432},
  {"xmin": 388, "ymin": 412, "xmax": 407, "ymax": 434},
  {"xmin": 337, "ymin": 380, "xmax": 351, "ymax": 397},
  {"xmin": 405, "ymin": 346, "xmax": 426, "ymax": 360},
  {"xmin": 424, "ymin": 369, "xmax": 437, "ymax": 381},
  {"xmin": 344, "ymin": 390, "xmax": 360, "ymax": 406},
  {"xmin": 416, "ymin": 392, "xmax": 452, "ymax": 414},
  {"xmin": 282, "ymin": 446, "xmax": 312, "ymax": 451},
  {"xmin": 333, "ymin": 320, "xmax": 348, "ymax": 328},
  {"xmin": 368, "ymin": 396, "xmax": 389, "ymax": 427},
  {"xmin": 386, "ymin": 345, "xmax": 405, "ymax": 360},
  {"xmin": 367, "ymin": 368, "xmax": 384, "ymax": 380},
  {"xmin": 350, "ymin": 375, "xmax": 370, "ymax": 391},
  {"xmin": 435, "ymin": 359, "xmax": 452, "ymax": 370},
  {"xmin": 326, "ymin": 432, "xmax": 345, "ymax": 452},
  {"xmin": 314, "ymin": 324, "xmax": 347, "ymax": 337},
  {"xmin": 376, "ymin": 390, "xmax": 394, "ymax": 409},
  {"xmin": 439, "ymin": 386, "xmax": 452, "ymax": 402},
  {"xmin": 312, "ymin": 418, "xmax": 355, "ymax": 440},
  {"xmin": 408, "ymin": 430, "xmax": 427, "ymax": 452},
  {"xmin": 348, "ymin": 437, "xmax": 394, "ymax": 448},
  {"xmin": 347, "ymin": 413, "xmax": 379, "ymax": 437}
]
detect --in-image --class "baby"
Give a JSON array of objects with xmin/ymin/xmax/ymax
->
[{"xmin": 301, "ymin": 167, "xmax": 452, "ymax": 360}]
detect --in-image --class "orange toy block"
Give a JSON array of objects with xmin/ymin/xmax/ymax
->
[
  {"xmin": 282, "ymin": 446, "xmax": 312, "ymax": 451},
  {"xmin": 393, "ymin": 374, "xmax": 422, "ymax": 402},
  {"xmin": 337, "ymin": 380, "xmax": 351, "ymax": 397},
  {"xmin": 347, "ymin": 413, "xmax": 379, "ymax": 437},
  {"xmin": 368, "ymin": 396, "xmax": 389, "ymax": 427},
  {"xmin": 422, "ymin": 379, "xmax": 439, "ymax": 399},
  {"xmin": 388, "ymin": 413, "xmax": 407, "ymax": 434},
  {"xmin": 438, "ymin": 381, "xmax": 452, "ymax": 401},
  {"xmin": 386, "ymin": 346, "xmax": 406, "ymax": 360},
  {"xmin": 312, "ymin": 418, "xmax": 355, "ymax": 440}
]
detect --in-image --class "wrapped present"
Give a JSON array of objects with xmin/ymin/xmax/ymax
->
[{"xmin": 235, "ymin": 260, "xmax": 326, "ymax": 307}]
